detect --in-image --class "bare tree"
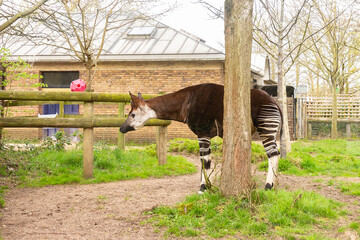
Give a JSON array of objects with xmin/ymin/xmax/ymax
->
[
  {"xmin": 0, "ymin": 0, "xmax": 48, "ymax": 32},
  {"xmin": 197, "ymin": 0, "xmax": 224, "ymax": 19},
  {"xmin": 7, "ymin": 0, "xmax": 174, "ymax": 178},
  {"xmin": 0, "ymin": 0, "xmax": 49, "ymax": 146},
  {"xmin": 25, "ymin": 0, "xmax": 172, "ymax": 90},
  {"xmin": 252, "ymin": 0, "xmax": 316, "ymax": 157},
  {"xmin": 220, "ymin": 0, "xmax": 253, "ymax": 197},
  {"xmin": 300, "ymin": 0, "xmax": 360, "ymax": 138}
]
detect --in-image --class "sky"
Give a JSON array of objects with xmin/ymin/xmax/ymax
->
[
  {"xmin": 160, "ymin": 0, "xmax": 267, "ymax": 73},
  {"xmin": 160, "ymin": 0, "xmax": 224, "ymax": 51}
]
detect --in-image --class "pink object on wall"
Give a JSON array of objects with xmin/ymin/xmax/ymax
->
[{"xmin": 70, "ymin": 79, "xmax": 86, "ymax": 92}]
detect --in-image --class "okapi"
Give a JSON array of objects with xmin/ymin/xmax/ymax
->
[{"xmin": 120, "ymin": 83, "xmax": 282, "ymax": 193}]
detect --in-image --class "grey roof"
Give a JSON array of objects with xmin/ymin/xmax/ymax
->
[
  {"xmin": 2, "ymin": 15, "xmax": 270, "ymax": 77},
  {"xmin": 4, "ymin": 17, "xmax": 224, "ymax": 62}
]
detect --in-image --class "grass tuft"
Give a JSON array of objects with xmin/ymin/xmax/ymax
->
[
  {"xmin": 145, "ymin": 189, "xmax": 342, "ymax": 238},
  {"xmin": 0, "ymin": 186, "xmax": 8, "ymax": 208}
]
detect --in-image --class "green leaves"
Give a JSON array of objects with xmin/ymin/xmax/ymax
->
[{"xmin": 0, "ymin": 48, "xmax": 44, "ymax": 89}]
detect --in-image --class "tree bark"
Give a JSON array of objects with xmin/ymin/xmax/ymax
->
[
  {"xmin": 220, "ymin": 0, "xmax": 253, "ymax": 197},
  {"xmin": 0, "ymin": 65, "xmax": 5, "ymax": 147},
  {"xmin": 277, "ymin": 0, "xmax": 291, "ymax": 157},
  {"xmin": 331, "ymin": 84, "xmax": 338, "ymax": 138}
]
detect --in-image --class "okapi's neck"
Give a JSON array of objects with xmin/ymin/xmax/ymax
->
[{"xmin": 146, "ymin": 90, "xmax": 189, "ymax": 123}]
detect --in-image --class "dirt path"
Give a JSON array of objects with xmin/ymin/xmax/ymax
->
[{"xmin": 1, "ymin": 155, "xmax": 360, "ymax": 240}]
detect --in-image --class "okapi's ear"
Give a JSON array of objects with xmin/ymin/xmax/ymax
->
[
  {"xmin": 137, "ymin": 92, "xmax": 144, "ymax": 101},
  {"xmin": 129, "ymin": 92, "xmax": 139, "ymax": 107}
]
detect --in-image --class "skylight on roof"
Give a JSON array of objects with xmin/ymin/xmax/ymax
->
[{"xmin": 127, "ymin": 26, "xmax": 156, "ymax": 38}]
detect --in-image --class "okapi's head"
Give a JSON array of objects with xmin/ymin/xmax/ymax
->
[{"xmin": 120, "ymin": 92, "xmax": 157, "ymax": 134}]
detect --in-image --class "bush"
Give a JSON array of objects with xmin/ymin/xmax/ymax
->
[{"xmin": 41, "ymin": 131, "xmax": 71, "ymax": 151}]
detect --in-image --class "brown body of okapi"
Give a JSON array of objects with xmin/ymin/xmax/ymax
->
[{"xmin": 120, "ymin": 83, "xmax": 282, "ymax": 193}]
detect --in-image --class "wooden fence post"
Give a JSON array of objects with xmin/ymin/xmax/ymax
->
[
  {"xmin": 307, "ymin": 122, "xmax": 312, "ymax": 139},
  {"xmin": 83, "ymin": 101, "xmax": 94, "ymax": 178},
  {"xmin": 59, "ymin": 101, "xmax": 64, "ymax": 132},
  {"xmin": 118, "ymin": 102, "xmax": 125, "ymax": 150},
  {"xmin": 156, "ymin": 126, "xmax": 167, "ymax": 165},
  {"xmin": 296, "ymin": 98, "xmax": 301, "ymax": 139},
  {"xmin": 304, "ymin": 104, "xmax": 308, "ymax": 138},
  {"xmin": 346, "ymin": 123, "xmax": 352, "ymax": 138}
]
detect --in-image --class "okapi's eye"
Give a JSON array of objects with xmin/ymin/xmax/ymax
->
[{"xmin": 131, "ymin": 113, "xmax": 135, "ymax": 118}]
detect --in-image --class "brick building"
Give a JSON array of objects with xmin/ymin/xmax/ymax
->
[{"xmin": 3, "ymin": 17, "xmax": 292, "ymax": 142}]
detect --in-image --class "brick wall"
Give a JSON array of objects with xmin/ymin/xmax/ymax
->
[
  {"xmin": 5, "ymin": 61, "xmax": 223, "ymax": 141},
  {"xmin": 90, "ymin": 61, "xmax": 224, "ymax": 142}
]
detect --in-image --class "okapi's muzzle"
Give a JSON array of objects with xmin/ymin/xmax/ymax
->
[{"xmin": 120, "ymin": 124, "xmax": 135, "ymax": 134}]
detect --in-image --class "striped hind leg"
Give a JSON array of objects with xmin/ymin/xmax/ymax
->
[
  {"xmin": 198, "ymin": 137, "xmax": 211, "ymax": 194},
  {"xmin": 256, "ymin": 105, "xmax": 281, "ymax": 190}
]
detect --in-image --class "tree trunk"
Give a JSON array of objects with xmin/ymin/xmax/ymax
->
[
  {"xmin": 0, "ymin": 65, "xmax": 5, "ymax": 148},
  {"xmin": 331, "ymin": 84, "xmax": 338, "ymax": 138},
  {"xmin": 220, "ymin": 0, "xmax": 253, "ymax": 197},
  {"xmin": 85, "ymin": 62, "xmax": 92, "ymax": 91},
  {"xmin": 296, "ymin": 62, "xmax": 300, "ymax": 88},
  {"xmin": 277, "ymin": 0, "xmax": 291, "ymax": 157},
  {"xmin": 83, "ymin": 62, "xmax": 94, "ymax": 178}
]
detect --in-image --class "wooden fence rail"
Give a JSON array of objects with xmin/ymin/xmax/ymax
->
[
  {"xmin": 0, "ymin": 90, "xmax": 171, "ymax": 178},
  {"xmin": 0, "ymin": 117, "xmax": 170, "ymax": 128}
]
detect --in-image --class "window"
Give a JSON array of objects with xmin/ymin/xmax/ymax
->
[
  {"xmin": 127, "ymin": 26, "xmax": 156, "ymax": 38},
  {"xmin": 42, "ymin": 71, "xmax": 79, "ymax": 88},
  {"xmin": 42, "ymin": 104, "xmax": 80, "ymax": 141},
  {"xmin": 41, "ymin": 71, "xmax": 80, "ymax": 140}
]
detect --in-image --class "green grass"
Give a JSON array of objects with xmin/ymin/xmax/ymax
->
[
  {"xmin": 2, "ymin": 145, "xmax": 196, "ymax": 187},
  {"xmin": 257, "ymin": 139, "xmax": 360, "ymax": 177},
  {"xmin": 169, "ymin": 138, "xmax": 267, "ymax": 163},
  {"xmin": 349, "ymin": 221, "xmax": 360, "ymax": 235},
  {"xmin": 168, "ymin": 138, "xmax": 200, "ymax": 154},
  {"xmin": 145, "ymin": 189, "xmax": 343, "ymax": 239},
  {"xmin": 169, "ymin": 138, "xmax": 360, "ymax": 178},
  {"xmin": 0, "ymin": 186, "xmax": 7, "ymax": 208},
  {"xmin": 279, "ymin": 139, "xmax": 360, "ymax": 177},
  {"xmin": 326, "ymin": 180, "xmax": 360, "ymax": 197}
]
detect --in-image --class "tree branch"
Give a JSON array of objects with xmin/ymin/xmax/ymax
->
[{"xmin": 0, "ymin": 0, "xmax": 48, "ymax": 32}]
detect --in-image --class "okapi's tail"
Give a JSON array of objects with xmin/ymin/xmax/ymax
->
[
  {"xmin": 253, "ymin": 84, "xmax": 283, "ymax": 136},
  {"xmin": 275, "ymin": 101, "xmax": 284, "ymax": 157}
]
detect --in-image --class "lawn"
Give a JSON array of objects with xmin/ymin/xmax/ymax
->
[
  {"xmin": 169, "ymin": 138, "xmax": 360, "ymax": 178},
  {"xmin": 272, "ymin": 139, "xmax": 360, "ymax": 177},
  {"xmin": 148, "ymin": 138, "xmax": 360, "ymax": 239},
  {"xmin": 0, "ymin": 141, "xmax": 196, "ymax": 188},
  {"xmin": 145, "ymin": 189, "xmax": 345, "ymax": 239}
]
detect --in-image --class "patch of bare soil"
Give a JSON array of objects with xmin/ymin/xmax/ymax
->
[{"xmin": 1, "ymin": 155, "xmax": 360, "ymax": 240}]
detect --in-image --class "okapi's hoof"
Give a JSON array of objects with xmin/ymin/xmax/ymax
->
[
  {"xmin": 198, "ymin": 184, "xmax": 207, "ymax": 194},
  {"xmin": 265, "ymin": 183, "xmax": 274, "ymax": 190}
]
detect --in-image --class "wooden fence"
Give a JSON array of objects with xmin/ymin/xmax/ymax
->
[
  {"xmin": 296, "ymin": 94, "xmax": 360, "ymax": 138},
  {"xmin": 306, "ymin": 94, "xmax": 360, "ymax": 119},
  {"xmin": 0, "ymin": 90, "xmax": 171, "ymax": 178}
]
